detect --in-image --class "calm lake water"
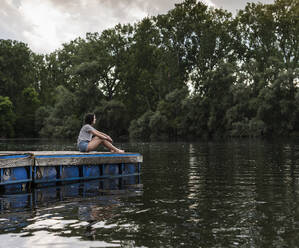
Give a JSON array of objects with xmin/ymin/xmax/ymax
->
[{"xmin": 1, "ymin": 139, "xmax": 299, "ymax": 247}]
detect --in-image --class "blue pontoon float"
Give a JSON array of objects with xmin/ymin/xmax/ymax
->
[{"xmin": 0, "ymin": 151, "xmax": 142, "ymax": 189}]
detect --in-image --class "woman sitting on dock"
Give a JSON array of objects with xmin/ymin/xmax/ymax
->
[{"xmin": 77, "ymin": 113, "xmax": 124, "ymax": 153}]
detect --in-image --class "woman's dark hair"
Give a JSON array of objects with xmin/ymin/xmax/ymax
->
[{"xmin": 84, "ymin": 113, "xmax": 95, "ymax": 125}]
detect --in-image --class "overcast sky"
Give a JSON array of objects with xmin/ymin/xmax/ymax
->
[{"xmin": 0, "ymin": 0, "xmax": 275, "ymax": 54}]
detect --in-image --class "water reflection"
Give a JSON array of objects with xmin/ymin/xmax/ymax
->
[
  {"xmin": 0, "ymin": 176, "xmax": 142, "ymax": 247},
  {"xmin": 1, "ymin": 140, "xmax": 299, "ymax": 247},
  {"xmin": 184, "ymin": 140, "xmax": 299, "ymax": 247},
  {"xmin": 1, "ymin": 176, "xmax": 141, "ymax": 212}
]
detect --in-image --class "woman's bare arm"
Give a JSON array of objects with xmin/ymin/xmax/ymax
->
[{"xmin": 91, "ymin": 129, "xmax": 113, "ymax": 142}]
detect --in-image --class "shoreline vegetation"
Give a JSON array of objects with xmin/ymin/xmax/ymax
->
[{"xmin": 0, "ymin": 0, "xmax": 298, "ymax": 141}]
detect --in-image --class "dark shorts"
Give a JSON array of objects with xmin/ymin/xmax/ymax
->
[{"xmin": 78, "ymin": 141, "xmax": 89, "ymax": 152}]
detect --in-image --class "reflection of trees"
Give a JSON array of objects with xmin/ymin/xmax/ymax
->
[
  {"xmin": 2, "ymin": 141, "xmax": 299, "ymax": 246},
  {"xmin": 185, "ymin": 140, "xmax": 299, "ymax": 247}
]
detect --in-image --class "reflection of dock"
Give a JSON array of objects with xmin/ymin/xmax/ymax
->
[
  {"xmin": 0, "ymin": 175, "xmax": 142, "ymax": 212},
  {"xmin": 0, "ymin": 151, "xmax": 142, "ymax": 190}
]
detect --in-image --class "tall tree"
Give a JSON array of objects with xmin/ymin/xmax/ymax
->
[
  {"xmin": 121, "ymin": 18, "xmax": 162, "ymax": 117},
  {"xmin": 0, "ymin": 40, "xmax": 35, "ymax": 105},
  {"xmin": 0, "ymin": 96, "xmax": 15, "ymax": 138},
  {"xmin": 15, "ymin": 87, "xmax": 40, "ymax": 137}
]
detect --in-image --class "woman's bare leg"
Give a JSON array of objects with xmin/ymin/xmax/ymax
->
[
  {"xmin": 102, "ymin": 140, "xmax": 125, "ymax": 153},
  {"xmin": 87, "ymin": 136, "xmax": 124, "ymax": 153},
  {"xmin": 87, "ymin": 136, "xmax": 102, "ymax": 151}
]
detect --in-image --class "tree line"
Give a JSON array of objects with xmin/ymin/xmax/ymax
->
[{"xmin": 0, "ymin": 0, "xmax": 298, "ymax": 140}]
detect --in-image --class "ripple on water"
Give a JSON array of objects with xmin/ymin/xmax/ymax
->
[
  {"xmin": 0, "ymin": 231, "xmax": 121, "ymax": 248},
  {"xmin": 1, "ymin": 140, "xmax": 299, "ymax": 247}
]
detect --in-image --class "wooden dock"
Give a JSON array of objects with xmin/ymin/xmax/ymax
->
[{"xmin": 0, "ymin": 151, "xmax": 142, "ymax": 189}]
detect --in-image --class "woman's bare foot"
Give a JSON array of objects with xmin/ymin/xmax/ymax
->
[{"xmin": 111, "ymin": 148, "xmax": 125, "ymax": 153}]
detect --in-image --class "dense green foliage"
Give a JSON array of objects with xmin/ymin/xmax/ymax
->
[{"xmin": 0, "ymin": 0, "xmax": 298, "ymax": 140}]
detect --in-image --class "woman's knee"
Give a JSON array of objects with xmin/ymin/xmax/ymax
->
[
  {"xmin": 93, "ymin": 136, "xmax": 102, "ymax": 142},
  {"xmin": 87, "ymin": 137, "xmax": 102, "ymax": 150}
]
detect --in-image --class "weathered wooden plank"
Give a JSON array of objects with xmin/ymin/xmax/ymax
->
[
  {"xmin": 1, "ymin": 151, "xmax": 141, "ymax": 156},
  {"xmin": 35, "ymin": 153, "xmax": 143, "ymax": 166},
  {"xmin": 0, "ymin": 151, "xmax": 143, "ymax": 167},
  {"xmin": 0, "ymin": 153, "xmax": 34, "ymax": 168}
]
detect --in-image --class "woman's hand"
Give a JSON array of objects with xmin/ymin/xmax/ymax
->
[{"xmin": 106, "ymin": 136, "xmax": 113, "ymax": 143}]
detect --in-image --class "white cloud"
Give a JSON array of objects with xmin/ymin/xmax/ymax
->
[
  {"xmin": 15, "ymin": 0, "xmax": 148, "ymax": 53},
  {"xmin": 0, "ymin": 0, "xmax": 275, "ymax": 54},
  {"xmin": 0, "ymin": 0, "xmax": 32, "ymax": 41},
  {"xmin": 210, "ymin": 0, "xmax": 275, "ymax": 13},
  {"xmin": 19, "ymin": 0, "xmax": 68, "ymax": 53},
  {"xmin": 201, "ymin": 0, "xmax": 216, "ymax": 7}
]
